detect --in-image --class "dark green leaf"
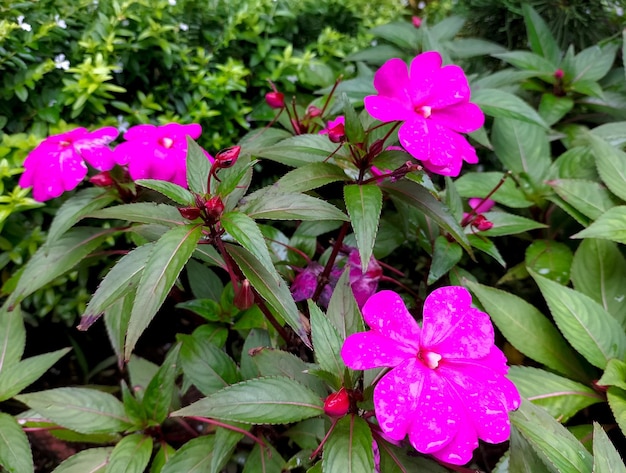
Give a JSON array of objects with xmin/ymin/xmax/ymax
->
[
  {"xmin": 186, "ymin": 137, "xmax": 212, "ymax": 194},
  {"xmin": 492, "ymin": 51, "xmax": 557, "ymax": 72},
  {"xmin": 308, "ymin": 301, "xmax": 345, "ymax": 387},
  {"xmin": 607, "ymin": 386, "xmax": 626, "ymax": 438},
  {"xmin": 150, "ymin": 443, "xmax": 176, "ymax": 473},
  {"xmin": 275, "ymin": 162, "xmax": 346, "ymax": 193},
  {"xmin": 467, "ymin": 234, "xmax": 505, "ymax": 267},
  {"xmin": 240, "ymin": 329, "xmax": 271, "ymax": 380},
  {"xmin": 538, "ymin": 94, "xmax": 574, "ymax": 126},
  {"xmin": 341, "ymin": 93, "xmax": 365, "ymax": 144},
  {"xmin": 509, "ymin": 426, "xmax": 551, "ymax": 473},
  {"xmin": 241, "ymin": 192, "xmax": 348, "ymax": 222},
  {"xmin": 0, "ymin": 304, "xmax": 25, "ymax": 375},
  {"xmin": 327, "ymin": 269, "xmax": 363, "ymax": 339},
  {"xmin": 171, "ymin": 376, "xmax": 324, "ymax": 424},
  {"xmin": 106, "ymin": 434, "xmax": 153, "ymax": 473},
  {"xmin": 344, "ymin": 184, "xmax": 382, "ymax": 272},
  {"xmin": 481, "ymin": 211, "xmax": 547, "ymax": 237},
  {"xmin": 212, "ymin": 154, "xmax": 254, "ymax": 210},
  {"xmin": 135, "ymin": 179, "xmax": 194, "ymax": 206},
  {"xmin": 186, "ymin": 259, "xmax": 224, "ymax": 300},
  {"xmin": 550, "ymin": 179, "xmax": 617, "ymax": 221},
  {"xmin": 428, "ymin": 235, "xmax": 462, "ymax": 284},
  {"xmin": 573, "ymin": 44, "xmax": 618, "ymax": 83},
  {"xmin": 323, "ymin": 415, "xmax": 375, "ymax": 473},
  {"xmin": 89, "ymin": 202, "xmax": 186, "ymax": 226},
  {"xmin": 599, "ymin": 359, "xmax": 626, "ymax": 390},
  {"xmin": 126, "ymin": 224, "xmax": 202, "ymax": 359},
  {"xmin": 525, "ymin": 240, "xmax": 573, "ymax": 284},
  {"xmin": 0, "ymin": 412, "xmax": 33, "ymax": 473},
  {"xmin": 105, "ymin": 293, "xmax": 134, "ymax": 367},
  {"xmin": 242, "ymin": 441, "xmax": 285, "ymax": 473},
  {"xmin": 589, "ymin": 134, "xmax": 626, "ymax": 201},
  {"xmin": 572, "ymin": 206, "xmax": 626, "ymax": 244},
  {"xmin": 258, "ymin": 134, "xmax": 345, "ymax": 167},
  {"xmin": 455, "ymin": 172, "xmax": 533, "ymax": 208},
  {"xmin": 210, "ymin": 427, "xmax": 244, "ymax": 473},
  {"xmin": 522, "ymin": 4, "xmax": 560, "ymax": 64},
  {"xmin": 16, "ymin": 388, "xmax": 132, "ymax": 434},
  {"xmin": 472, "ymin": 89, "xmax": 549, "ymax": 129},
  {"xmin": 370, "ymin": 21, "xmax": 420, "ymax": 50},
  {"xmin": 142, "ymin": 344, "xmax": 181, "ymax": 424},
  {"xmin": 161, "ymin": 436, "xmax": 214, "ymax": 473},
  {"xmin": 593, "ymin": 422, "xmax": 626, "ymax": 473},
  {"xmin": 377, "ymin": 442, "xmax": 449, "ymax": 473},
  {"xmin": 449, "ymin": 38, "xmax": 506, "ymax": 58},
  {"xmin": 51, "ymin": 447, "xmax": 112, "ymax": 473}
]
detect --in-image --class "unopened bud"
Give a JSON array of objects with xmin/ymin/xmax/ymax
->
[
  {"xmin": 307, "ymin": 105, "xmax": 322, "ymax": 118},
  {"xmin": 554, "ymin": 68, "xmax": 564, "ymax": 80},
  {"xmin": 291, "ymin": 118, "xmax": 304, "ymax": 135},
  {"xmin": 215, "ymin": 146, "xmax": 241, "ymax": 168},
  {"xmin": 324, "ymin": 387, "xmax": 350, "ymax": 417},
  {"xmin": 368, "ymin": 139, "xmax": 385, "ymax": 158},
  {"xmin": 327, "ymin": 123, "xmax": 345, "ymax": 143},
  {"xmin": 178, "ymin": 206, "xmax": 202, "ymax": 221},
  {"xmin": 89, "ymin": 171, "xmax": 114, "ymax": 187},
  {"xmin": 265, "ymin": 91, "xmax": 285, "ymax": 109},
  {"xmin": 472, "ymin": 215, "xmax": 494, "ymax": 231},
  {"xmin": 412, "ymin": 16, "xmax": 422, "ymax": 28},
  {"xmin": 204, "ymin": 195, "xmax": 225, "ymax": 221},
  {"xmin": 234, "ymin": 279, "xmax": 254, "ymax": 310}
]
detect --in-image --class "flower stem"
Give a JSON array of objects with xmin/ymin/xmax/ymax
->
[
  {"xmin": 311, "ymin": 221, "xmax": 350, "ymax": 303},
  {"xmin": 187, "ymin": 416, "xmax": 266, "ymax": 449}
]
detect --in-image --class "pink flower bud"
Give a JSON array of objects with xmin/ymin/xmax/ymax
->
[
  {"xmin": 178, "ymin": 206, "xmax": 201, "ymax": 221},
  {"xmin": 89, "ymin": 171, "xmax": 114, "ymax": 187},
  {"xmin": 412, "ymin": 16, "xmax": 422, "ymax": 28},
  {"xmin": 214, "ymin": 146, "xmax": 241, "ymax": 169},
  {"xmin": 554, "ymin": 68, "xmax": 564, "ymax": 80},
  {"xmin": 324, "ymin": 387, "xmax": 350, "ymax": 417},
  {"xmin": 472, "ymin": 215, "xmax": 493, "ymax": 231},
  {"xmin": 234, "ymin": 279, "xmax": 254, "ymax": 310},
  {"xmin": 265, "ymin": 91, "xmax": 285, "ymax": 109},
  {"xmin": 327, "ymin": 123, "xmax": 345, "ymax": 143},
  {"xmin": 307, "ymin": 105, "xmax": 322, "ymax": 118},
  {"xmin": 204, "ymin": 195, "xmax": 225, "ymax": 221}
]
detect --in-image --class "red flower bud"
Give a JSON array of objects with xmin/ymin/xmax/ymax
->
[
  {"xmin": 307, "ymin": 105, "xmax": 322, "ymax": 118},
  {"xmin": 178, "ymin": 206, "xmax": 202, "ymax": 221},
  {"xmin": 204, "ymin": 195, "xmax": 225, "ymax": 221},
  {"xmin": 89, "ymin": 171, "xmax": 114, "ymax": 187},
  {"xmin": 234, "ymin": 279, "xmax": 255, "ymax": 310},
  {"xmin": 554, "ymin": 68, "xmax": 564, "ymax": 80},
  {"xmin": 215, "ymin": 146, "xmax": 241, "ymax": 169},
  {"xmin": 472, "ymin": 215, "xmax": 494, "ymax": 231},
  {"xmin": 324, "ymin": 387, "xmax": 350, "ymax": 417},
  {"xmin": 327, "ymin": 123, "xmax": 345, "ymax": 143},
  {"xmin": 412, "ymin": 16, "xmax": 422, "ymax": 28},
  {"xmin": 265, "ymin": 91, "xmax": 285, "ymax": 109}
]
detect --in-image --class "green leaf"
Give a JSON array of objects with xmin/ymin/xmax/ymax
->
[
  {"xmin": 507, "ymin": 366, "xmax": 602, "ymax": 423},
  {"xmin": 178, "ymin": 334, "xmax": 240, "ymax": 396},
  {"xmin": 0, "ymin": 304, "xmax": 25, "ymax": 375},
  {"xmin": 242, "ymin": 441, "xmax": 285, "ymax": 473},
  {"xmin": 538, "ymin": 94, "xmax": 574, "ymax": 127},
  {"xmin": 455, "ymin": 172, "xmax": 533, "ymax": 208},
  {"xmin": 465, "ymin": 281, "xmax": 591, "ymax": 381},
  {"xmin": 599, "ymin": 359, "xmax": 626, "ymax": 390},
  {"xmin": 309, "ymin": 301, "xmax": 345, "ymax": 386},
  {"xmin": 186, "ymin": 137, "xmax": 212, "ymax": 194},
  {"xmin": 210, "ymin": 427, "xmax": 245, "ymax": 473},
  {"xmin": 549, "ymin": 179, "xmax": 617, "ymax": 221},
  {"xmin": 212, "ymin": 154, "xmax": 254, "ymax": 209},
  {"xmin": 572, "ymin": 206, "xmax": 626, "ymax": 244},
  {"xmin": 571, "ymin": 239, "xmax": 626, "ymax": 328},
  {"xmin": 161, "ymin": 436, "xmax": 214, "ymax": 473},
  {"xmin": 47, "ymin": 188, "xmax": 116, "ymax": 242},
  {"xmin": 512, "ymin": 400, "xmax": 593, "ymax": 473},
  {"xmin": 0, "ymin": 348, "xmax": 70, "ymax": 401},
  {"xmin": 327, "ymin": 269, "xmax": 363, "ymax": 339},
  {"xmin": 472, "ymin": 89, "xmax": 549, "ymax": 129},
  {"xmin": 531, "ymin": 271, "xmax": 626, "ymax": 369},
  {"xmin": 448, "ymin": 38, "xmax": 506, "ymax": 58},
  {"xmin": 323, "ymin": 415, "xmax": 375, "ymax": 473},
  {"xmin": 226, "ymin": 244, "xmax": 308, "ymax": 345},
  {"xmin": 480, "ymin": 211, "xmax": 547, "ymax": 237},
  {"xmin": 492, "ymin": 51, "xmax": 557, "ymax": 73},
  {"xmin": 509, "ymin": 426, "xmax": 552, "ymax": 473},
  {"xmin": 171, "ymin": 376, "xmax": 323, "ymax": 424},
  {"xmin": 593, "ymin": 422, "xmax": 626, "ymax": 473},
  {"xmin": 250, "ymin": 347, "xmax": 326, "ymax": 397},
  {"xmin": 221, "ymin": 211, "xmax": 278, "ymax": 281},
  {"xmin": 89, "ymin": 202, "xmax": 186, "ymax": 226},
  {"xmin": 589, "ymin": 134, "xmax": 626, "ymax": 202},
  {"xmin": 525, "ymin": 240, "xmax": 573, "ymax": 284},
  {"xmin": 258, "ymin": 134, "xmax": 344, "ymax": 167},
  {"xmin": 16, "ymin": 388, "xmax": 132, "ymax": 434},
  {"xmin": 106, "ymin": 434, "xmax": 153, "ymax": 473},
  {"xmin": 607, "ymin": 386, "xmax": 626, "ymax": 438},
  {"xmin": 150, "ymin": 443, "xmax": 176, "ymax": 473},
  {"xmin": 573, "ymin": 44, "xmax": 618, "ymax": 83},
  {"xmin": 8, "ymin": 227, "xmax": 116, "ymax": 306},
  {"xmin": 428, "ymin": 235, "xmax": 462, "ymax": 284},
  {"xmin": 241, "ymin": 192, "xmax": 348, "ymax": 222},
  {"xmin": 275, "ymin": 162, "xmax": 346, "ymax": 193},
  {"xmin": 0, "ymin": 412, "xmax": 33, "ymax": 473},
  {"xmin": 370, "ymin": 21, "xmax": 420, "ymax": 50},
  {"xmin": 467, "ymin": 234, "xmax": 505, "ymax": 267},
  {"xmin": 344, "ymin": 184, "xmax": 382, "ymax": 273},
  {"xmin": 126, "ymin": 224, "xmax": 202, "ymax": 359},
  {"xmin": 522, "ymin": 4, "xmax": 560, "ymax": 64},
  {"xmin": 591, "ymin": 121, "xmax": 626, "ymax": 147},
  {"xmin": 491, "ymin": 117, "xmax": 551, "ymax": 182},
  {"xmin": 79, "ymin": 243, "xmax": 153, "ymax": 330},
  {"xmin": 381, "ymin": 179, "xmax": 471, "ymax": 254},
  {"xmin": 105, "ymin": 293, "xmax": 134, "ymax": 367},
  {"xmin": 135, "ymin": 179, "xmax": 194, "ymax": 206},
  {"xmin": 341, "ymin": 93, "xmax": 365, "ymax": 144},
  {"xmin": 240, "ymin": 329, "xmax": 271, "ymax": 380},
  {"xmin": 142, "ymin": 344, "xmax": 181, "ymax": 424},
  {"xmin": 51, "ymin": 447, "xmax": 113, "ymax": 473}
]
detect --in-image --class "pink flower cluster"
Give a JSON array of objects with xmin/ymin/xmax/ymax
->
[
  {"xmin": 364, "ymin": 51, "xmax": 484, "ymax": 177},
  {"xmin": 341, "ymin": 287, "xmax": 519, "ymax": 465},
  {"xmin": 19, "ymin": 123, "xmax": 212, "ymax": 201}
]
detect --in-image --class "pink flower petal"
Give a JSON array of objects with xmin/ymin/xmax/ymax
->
[
  {"xmin": 342, "ymin": 331, "xmax": 418, "ymax": 370},
  {"xmin": 429, "ymin": 407, "xmax": 478, "ymax": 465},
  {"xmin": 431, "ymin": 102, "xmax": 484, "ymax": 134},
  {"xmin": 420, "ymin": 286, "xmax": 494, "ymax": 360},
  {"xmin": 373, "ymin": 58, "xmax": 411, "ymax": 102},
  {"xmin": 469, "ymin": 197, "xmax": 495, "ymax": 214},
  {"xmin": 123, "ymin": 124, "xmax": 157, "ymax": 141},
  {"xmin": 361, "ymin": 290, "xmax": 421, "ymax": 350},
  {"xmin": 427, "ymin": 65, "xmax": 471, "ymax": 109},
  {"xmin": 364, "ymin": 96, "xmax": 414, "ymax": 123},
  {"xmin": 408, "ymin": 51, "xmax": 442, "ymax": 106}
]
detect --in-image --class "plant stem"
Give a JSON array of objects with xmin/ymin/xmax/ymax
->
[{"xmin": 311, "ymin": 221, "xmax": 350, "ymax": 303}]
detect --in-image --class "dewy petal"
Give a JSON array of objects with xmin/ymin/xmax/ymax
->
[
  {"xmin": 430, "ymin": 102, "xmax": 484, "ymax": 134},
  {"xmin": 373, "ymin": 58, "xmax": 411, "ymax": 102},
  {"xmin": 427, "ymin": 65, "xmax": 471, "ymax": 109},
  {"xmin": 364, "ymin": 96, "xmax": 414, "ymax": 123},
  {"xmin": 429, "ymin": 407, "xmax": 478, "ymax": 465},
  {"xmin": 408, "ymin": 51, "xmax": 442, "ymax": 106},
  {"xmin": 123, "ymin": 124, "xmax": 157, "ymax": 141},
  {"xmin": 361, "ymin": 290, "xmax": 421, "ymax": 350},
  {"xmin": 421, "ymin": 286, "xmax": 494, "ymax": 360},
  {"xmin": 341, "ymin": 331, "xmax": 417, "ymax": 370}
]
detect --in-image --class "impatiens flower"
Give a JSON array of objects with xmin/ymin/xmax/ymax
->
[
  {"xmin": 364, "ymin": 52, "xmax": 484, "ymax": 177},
  {"xmin": 347, "ymin": 249, "xmax": 382, "ymax": 309},
  {"xmin": 291, "ymin": 262, "xmax": 341, "ymax": 308},
  {"xmin": 19, "ymin": 127, "xmax": 119, "ymax": 201},
  {"xmin": 319, "ymin": 116, "xmax": 345, "ymax": 135},
  {"xmin": 113, "ymin": 123, "xmax": 212, "ymax": 188},
  {"xmin": 341, "ymin": 287, "xmax": 520, "ymax": 465},
  {"xmin": 462, "ymin": 197, "xmax": 495, "ymax": 229},
  {"xmin": 467, "ymin": 197, "xmax": 495, "ymax": 215}
]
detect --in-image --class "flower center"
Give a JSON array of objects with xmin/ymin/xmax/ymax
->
[
  {"xmin": 160, "ymin": 137, "xmax": 174, "ymax": 149},
  {"xmin": 59, "ymin": 140, "xmax": 71, "ymax": 148},
  {"xmin": 415, "ymin": 105, "xmax": 432, "ymax": 118},
  {"xmin": 419, "ymin": 350, "xmax": 442, "ymax": 369}
]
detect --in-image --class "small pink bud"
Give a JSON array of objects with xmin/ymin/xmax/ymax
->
[
  {"xmin": 204, "ymin": 195, "xmax": 225, "ymax": 221},
  {"xmin": 307, "ymin": 105, "xmax": 322, "ymax": 118},
  {"xmin": 412, "ymin": 16, "xmax": 422, "ymax": 28},
  {"xmin": 234, "ymin": 279, "xmax": 254, "ymax": 310},
  {"xmin": 89, "ymin": 171, "xmax": 114, "ymax": 187},
  {"xmin": 178, "ymin": 206, "xmax": 201, "ymax": 221},
  {"xmin": 327, "ymin": 123, "xmax": 345, "ymax": 143},
  {"xmin": 554, "ymin": 68, "xmax": 564, "ymax": 80},
  {"xmin": 215, "ymin": 146, "xmax": 241, "ymax": 168},
  {"xmin": 324, "ymin": 388, "xmax": 350, "ymax": 417},
  {"xmin": 265, "ymin": 91, "xmax": 285, "ymax": 109},
  {"xmin": 472, "ymin": 215, "xmax": 493, "ymax": 231}
]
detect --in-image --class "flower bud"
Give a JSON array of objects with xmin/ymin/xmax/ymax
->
[
  {"xmin": 265, "ymin": 91, "xmax": 285, "ymax": 109},
  {"xmin": 472, "ymin": 214, "xmax": 494, "ymax": 231},
  {"xmin": 554, "ymin": 68, "xmax": 564, "ymax": 80},
  {"xmin": 323, "ymin": 387, "xmax": 350, "ymax": 417},
  {"xmin": 234, "ymin": 279, "xmax": 255, "ymax": 310},
  {"xmin": 327, "ymin": 123, "xmax": 345, "ymax": 143},
  {"xmin": 412, "ymin": 16, "xmax": 422, "ymax": 28},
  {"xmin": 89, "ymin": 171, "xmax": 114, "ymax": 187},
  {"xmin": 307, "ymin": 105, "xmax": 322, "ymax": 118},
  {"xmin": 215, "ymin": 146, "xmax": 241, "ymax": 169},
  {"xmin": 204, "ymin": 195, "xmax": 225, "ymax": 221},
  {"xmin": 178, "ymin": 206, "xmax": 202, "ymax": 221}
]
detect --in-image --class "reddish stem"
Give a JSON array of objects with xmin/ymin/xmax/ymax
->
[
  {"xmin": 311, "ymin": 222, "xmax": 350, "ymax": 303},
  {"xmin": 187, "ymin": 416, "xmax": 267, "ymax": 449}
]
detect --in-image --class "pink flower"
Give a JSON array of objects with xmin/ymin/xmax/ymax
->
[
  {"xmin": 462, "ymin": 198, "xmax": 495, "ymax": 229},
  {"xmin": 364, "ymin": 52, "xmax": 484, "ymax": 177},
  {"xmin": 347, "ymin": 249, "xmax": 382, "ymax": 309},
  {"xmin": 467, "ymin": 197, "xmax": 495, "ymax": 215},
  {"xmin": 113, "ymin": 123, "xmax": 212, "ymax": 188},
  {"xmin": 319, "ymin": 116, "xmax": 345, "ymax": 135},
  {"xmin": 19, "ymin": 127, "xmax": 119, "ymax": 202},
  {"xmin": 341, "ymin": 287, "xmax": 520, "ymax": 465}
]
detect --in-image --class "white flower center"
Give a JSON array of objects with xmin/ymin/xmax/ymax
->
[
  {"xmin": 421, "ymin": 350, "xmax": 442, "ymax": 369},
  {"xmin": 161, "ymin": 137, "xmax": 174, "ymax": 149},
  {"xmin": 419, "ymin": 105, "xmax": 432, "ymax": 118}
]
